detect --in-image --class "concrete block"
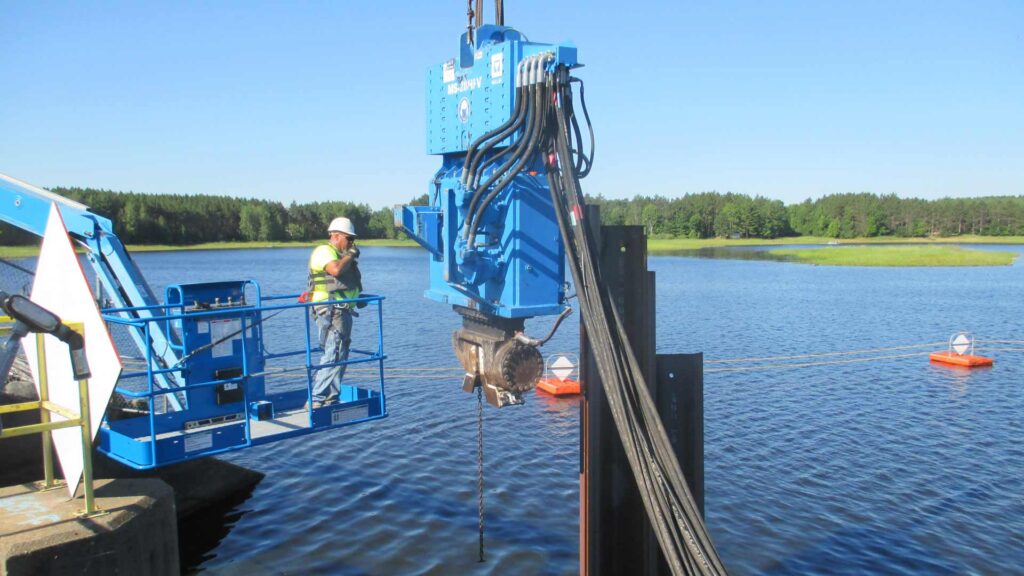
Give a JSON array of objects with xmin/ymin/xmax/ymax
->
[
  {"xmin": 0, "ymin": 478, "xmax": 179, "ymax": 576},
  {"xmin": 95, "ymin": 457, "xmax": 263, "ymax": 519}
]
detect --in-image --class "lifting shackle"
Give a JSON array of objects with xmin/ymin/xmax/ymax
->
[{"xmin": 467, "ymin": 0, "xmax": 505, "ymax": 45}]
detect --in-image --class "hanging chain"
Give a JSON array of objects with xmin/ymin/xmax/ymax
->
[{"xmin": 476, "ymin": 383, "xmax": 485, "ymax": 563}]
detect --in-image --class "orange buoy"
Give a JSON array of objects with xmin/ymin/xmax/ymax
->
[
  {"xmin": 929, "ymin": 351, "xmax": 993, "ymax": 367},
  {"xmin": 536, "ymin": 377, "xmax": 581, "ymax": 396}
]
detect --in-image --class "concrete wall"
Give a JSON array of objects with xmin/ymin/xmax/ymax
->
[{"xmin": 1, "ymin": 479, "xmax": 179, "ymax": 576}]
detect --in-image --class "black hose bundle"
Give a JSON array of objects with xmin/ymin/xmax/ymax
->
[
  {"xmin": 543, "ymin": 66, "xmax": 727, "ymax": 575},
  {"xmin": 461, "ymin": 54, "xmax": 554, "ymax": 246},
  {"xmin": 460, "ymin": 53, "xmax": 596, "ymax": 250},
  {"xmin": 462, "ymin": 59, "xmax": 531, "ymax": 237},
  {"xmin": 466, "ymin": 57, "xmax": 552, "ymax": 247},
  {"xmin": 457, "ymin": 52, "xmax": 727, "ymax": 573},
  {"xmin": 567, "ymin": 76, "xmax": 594, "ymax": 177},
  {"xmin": 462, "ymin": 59, "xmax": 529, "ymax": 192}
]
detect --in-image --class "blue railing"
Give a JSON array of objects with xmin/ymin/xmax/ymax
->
[{"xmin": 97, "ymin": 289, "xmax": 387, "ymax": 469}]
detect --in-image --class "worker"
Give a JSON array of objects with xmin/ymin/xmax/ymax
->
[{"xmin": 307, "ymin": 216, "xmax": 362, "ymax": 408}]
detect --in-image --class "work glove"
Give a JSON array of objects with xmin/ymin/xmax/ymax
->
[
  {"xmin": 357, "ymin": 292, "xmax": 368, "ymax": 309},
  {"xmin": 346, "ymin": 246, "xmax": 360, "ymax": 259}
]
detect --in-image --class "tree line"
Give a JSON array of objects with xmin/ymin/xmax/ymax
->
[
  {"xmin": 0, "ymin": 187, "xmax": 419, "ymax": 245},
  {"xmin": 592, "ymin": 192, "xmax": 1024, "ymax": 239},
  {"xmin": 0, "ymin": 187, "xmax": 1021, "ymax": 245}
]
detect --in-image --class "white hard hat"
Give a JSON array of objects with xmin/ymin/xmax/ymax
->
[{"xmin": 327, "ymin": 217, "xmax": 357, "ymax": 236}]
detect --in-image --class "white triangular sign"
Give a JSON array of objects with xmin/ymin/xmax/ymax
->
[
  {"xmin": 551, "ymin": 355, "xmax": 574, "ymax": 381},
  {"xmin": 24, "ymin": 204, "xmax": 123, "ymax": 498},
  {"xmin": 952, "ymin": 333, "xmax": 971, "ymax": 356}
]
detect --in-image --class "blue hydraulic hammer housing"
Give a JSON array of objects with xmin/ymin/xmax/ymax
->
[{"xmin": 397, "ymin": 25, "xmax": 581, "ymax": 407}]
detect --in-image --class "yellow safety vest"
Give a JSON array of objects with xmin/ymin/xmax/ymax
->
[{"xmin": 307, "ymin": 244, "xmax": 362, "ymax": 303}]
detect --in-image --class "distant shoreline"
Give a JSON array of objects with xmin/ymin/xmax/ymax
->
[
  {"xmin": 645, "ymin": 234, "xmax": 1024, "ymax": 254},
  {"xmin": 1, "ymin": 235, "xmax": 1022, "ymax": 259},
  {"xmin": 0, "ymin": 238, "xmax": 418, "ymax": 258}
]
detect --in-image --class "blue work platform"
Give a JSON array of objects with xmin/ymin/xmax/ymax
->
[{"xmin": 97, "ymin": 283, "xmax": 387, "ymax": 469}]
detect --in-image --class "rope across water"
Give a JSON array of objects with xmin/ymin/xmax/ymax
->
[{"xmin": 115, "ymin": 338, "xmax": 1022, "ymax": 385}]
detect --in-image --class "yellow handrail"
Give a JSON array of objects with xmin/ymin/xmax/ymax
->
[{"xmin": 0, "ymin": 321, "xmax": 102, "ymax": 517}]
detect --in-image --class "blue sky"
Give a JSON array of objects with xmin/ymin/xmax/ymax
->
[{"xmin": 2, "ymin": 1, "xmax": 1021, "ymax": 207}]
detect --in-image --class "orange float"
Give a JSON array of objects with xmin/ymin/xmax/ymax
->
[
  {"xmin": 536, "ymin": 377, "xmax": 581, "ymax": 396},
  {"xmin": 929, "ymin": 351, "xmax": 993, "ymax": 367},
  {"xmin": 930, "ymin": 332, "xmax": 993, "ymax": 368}
]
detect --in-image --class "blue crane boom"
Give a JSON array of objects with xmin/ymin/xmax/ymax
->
[
  {"xmin": 0, "ymin": 172, "xmax": 185, "ymax": 408},
  {"xmin": 1, "ymin": 172, "xmax": 389, "ymax": 468}
]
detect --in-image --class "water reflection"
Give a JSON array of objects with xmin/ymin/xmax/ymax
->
[
  {"xmin": 657, "ymin": 243, "xmax": 1024, "ymax": 265},
  {"xmin": 655, "ymin": 247, "xmax": 787, "ymax": 261},
  {"xmin": 180, "ymin": 483, "xmax": 257, "ymax": 574},
  {"xmin": 532, "ymin": 389, "xmax": 581, "ymax": 416},
  {"xmin": 927, "ymin": 361, "xmax": 994, "ymax": 399}
]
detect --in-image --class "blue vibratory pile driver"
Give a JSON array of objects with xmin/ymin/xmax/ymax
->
[{"xmin": 397, "ymin": 18, "xmax": 593, "ymax": 407}]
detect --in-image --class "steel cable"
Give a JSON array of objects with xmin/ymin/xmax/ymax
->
[
  {"xmin": 705, "ymin": 352, "xmax": 930, "ymax": 373},
  {"xmin": 975, "ymin": 347, "xmax": 1024, "ymax": 352},
  {"xmin": 476, "ymin": 383, "xmax": 486, "ymax": 563}
]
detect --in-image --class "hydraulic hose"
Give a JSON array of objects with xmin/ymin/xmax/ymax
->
[
  {"xmin": 568, "ymin": 95, "xmax": 585, "ymax": 174},
  {"xmin": 466, "ymin": 55, "xmax": 553, "ymax": 246},
  {"xmin": 569, "ymin": 77, "xmax": 595, "ymax": 178},
  {"xmin": 460, "ymin": 55, "xmax": 728, "ymax": 573},
  {"xmin": 463, "ymin": 59, "xmax": 540, "ymax": 237},
  {"xmin": 544, "ymin": 66, "xmax": 727, "ymax": 575},
  {"xmin": 466, "ymin": 66, "xmax": 549, "ymax": 246},
  {"xmin": 469, "ymin": 55, "xmax": 544, "ymax": 191},
  {"xmin": 462, "ymin": 84, "xmax": 525, "ymax": 189},
  {"xmin": 462, "ymin": 59, "xmax": 528, "ymax": 188},
  {"xmin": 513, "ymin": 307, "xmax": 572, "ymax": 347}
]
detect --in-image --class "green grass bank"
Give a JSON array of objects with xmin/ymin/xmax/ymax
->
[
  {"xmin": 769, "ymin": 246, "xmax": 1018, "ymax": 267},
  {"xmin": 2, "ymin": 235, "xmax": 1022, "ymax": 262}
]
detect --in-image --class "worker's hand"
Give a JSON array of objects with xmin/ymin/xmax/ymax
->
[{"xmin": 347, "ymin": 246, "xmax": 360, "ymax": 259}]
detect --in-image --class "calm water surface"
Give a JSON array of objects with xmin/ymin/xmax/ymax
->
[
  {"xmin": 21, "ymin": 246, "xmax": 1024, "ymax": 574},
  {"xmin": 663, "ymin": 242, "xmax": 1023, "ymax": 264}
]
